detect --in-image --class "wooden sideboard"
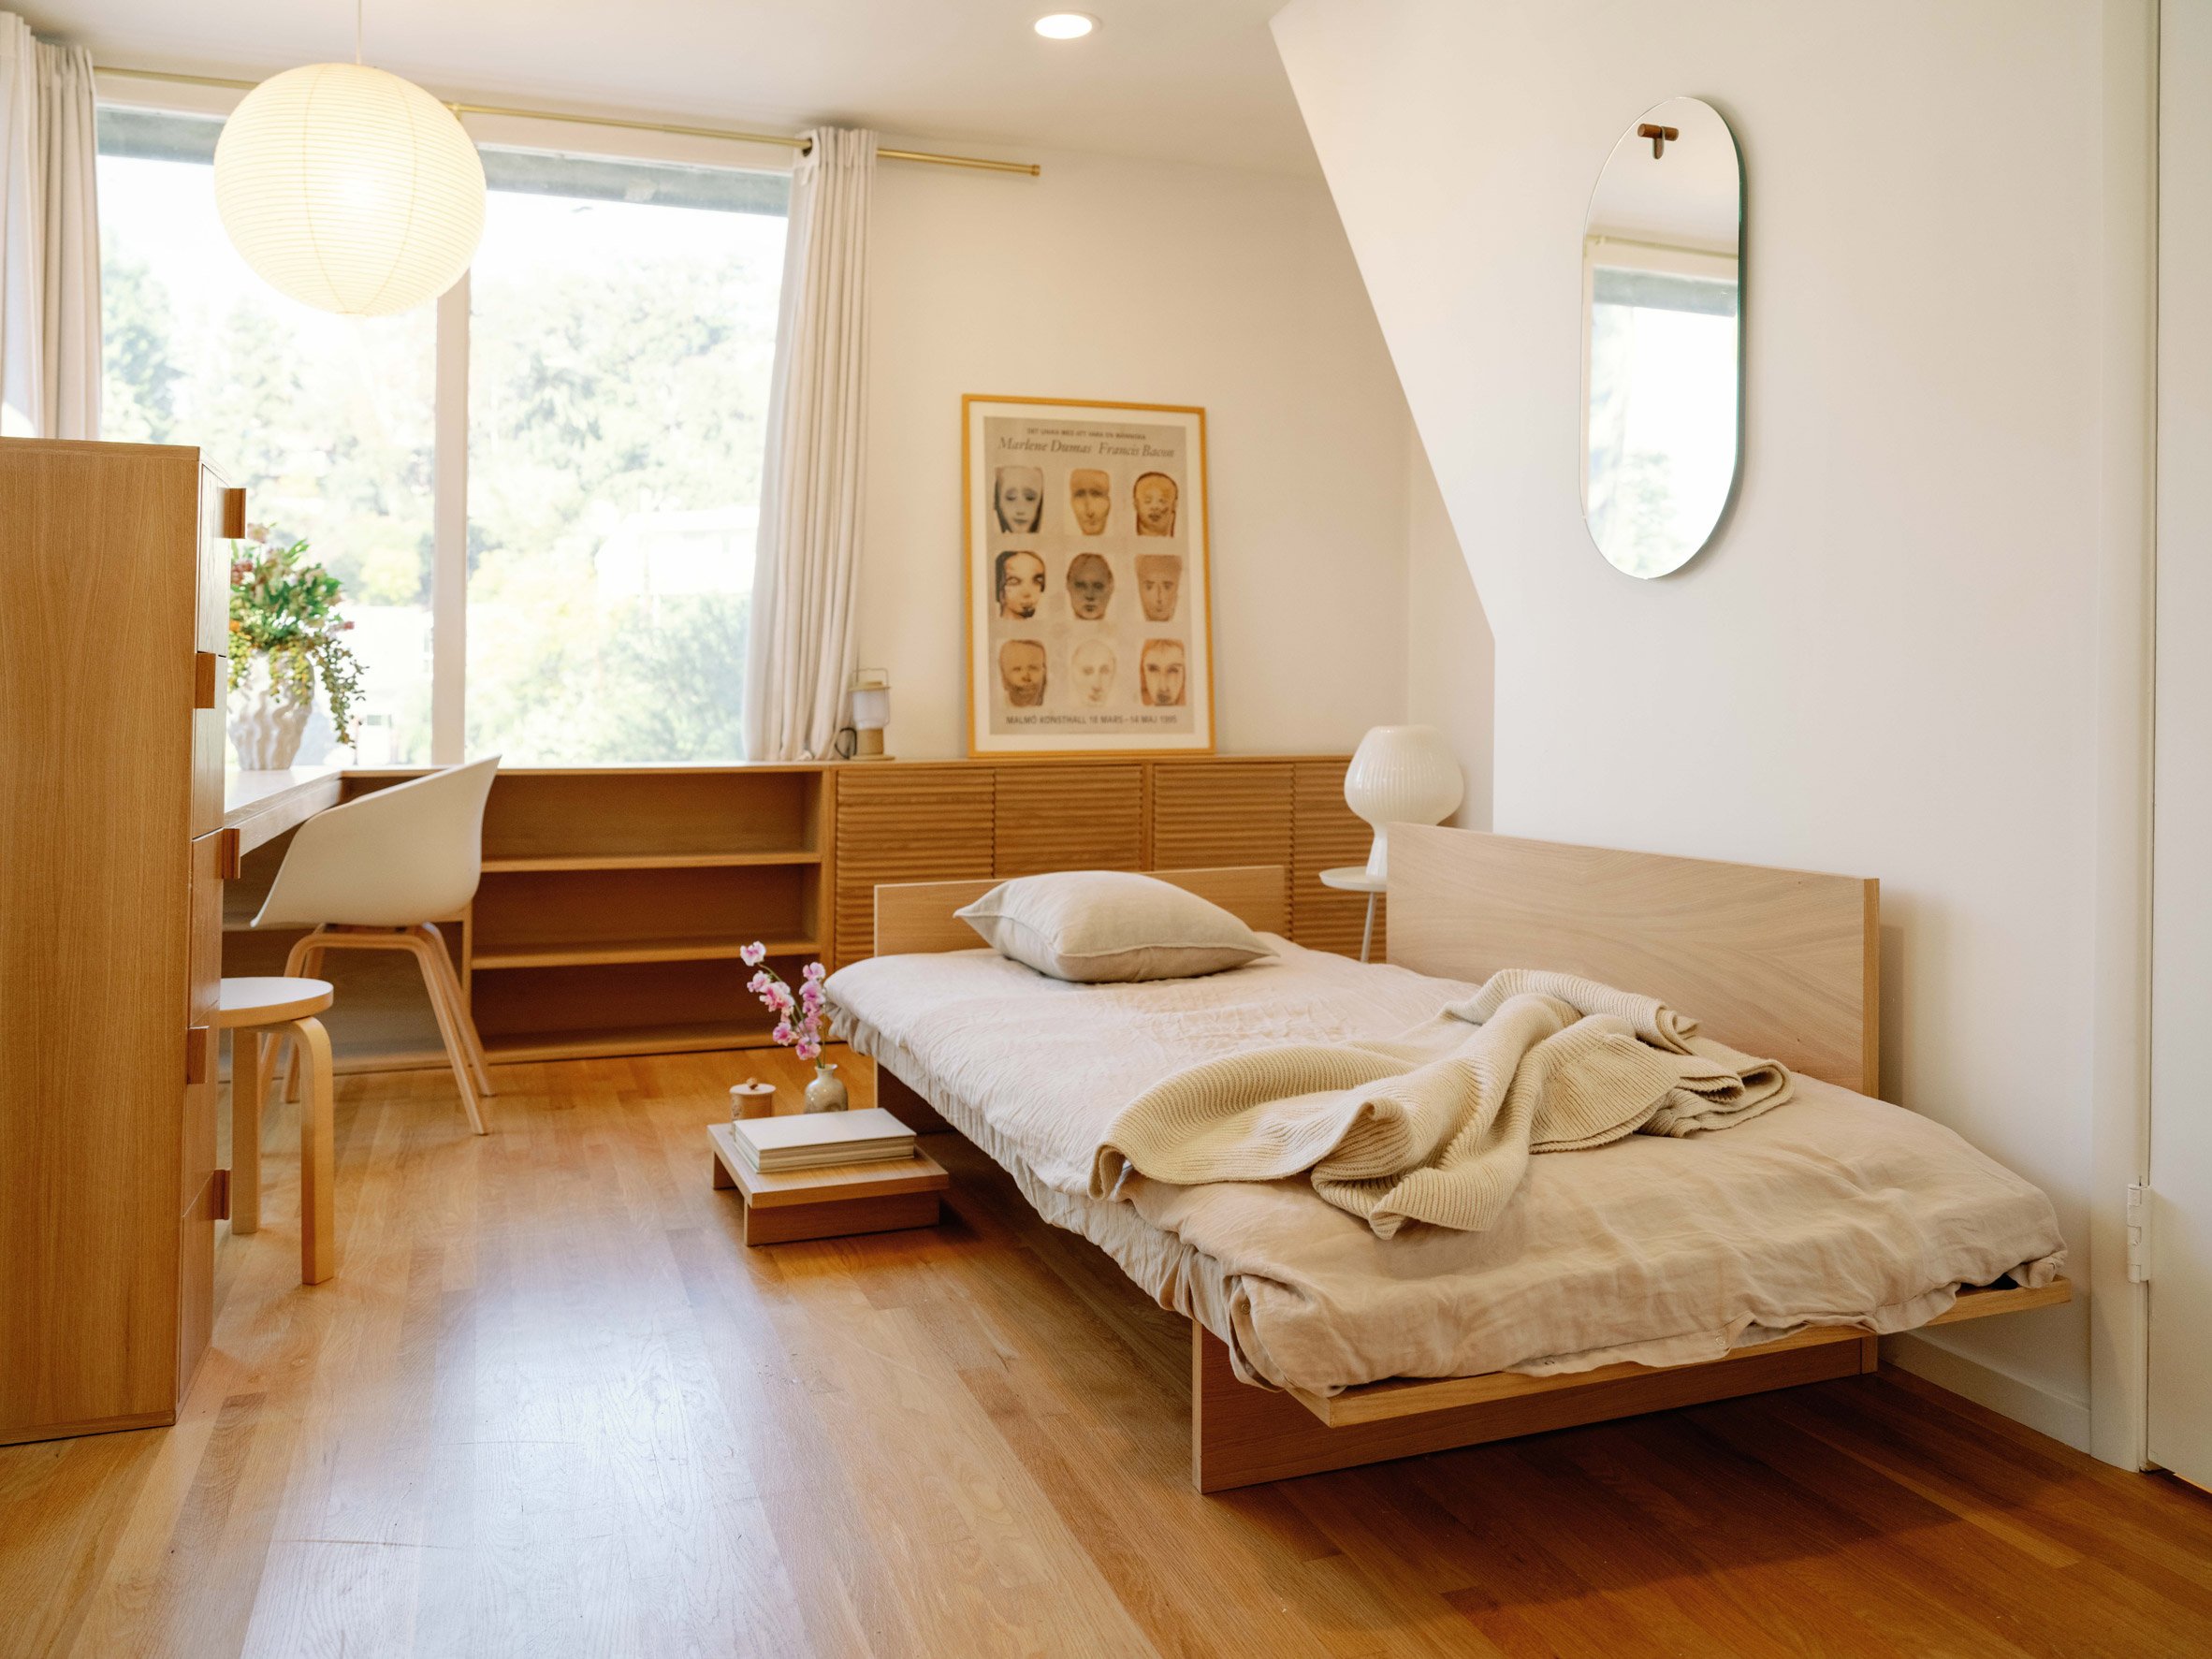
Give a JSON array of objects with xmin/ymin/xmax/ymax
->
[
  {"xmin": 1, "ymin": 439, "xmax": 239, "ymax": 1445},
  {"xmin": 223, "ymin": 756, "xmax": 1383, "ymax": 1070},
  {"xmin": 832, "ymin": 758, "xmax": 1378, "ymax": 964}
]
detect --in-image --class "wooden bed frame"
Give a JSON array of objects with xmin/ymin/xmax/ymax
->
[{"xmin": 866, "ymin": 832, "xmax": 2071, "ymax": 1492}]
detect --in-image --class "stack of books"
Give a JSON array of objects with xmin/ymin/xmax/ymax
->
[{"xmin": 726, "ymin": 1107, "xmax": 917, "ymax": 1174}]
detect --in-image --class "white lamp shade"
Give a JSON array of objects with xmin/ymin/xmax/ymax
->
[
  {"xmin": 1345, "ymin": 725, "xmax": 1463, "ymax": 880},
  {"xmin": 851, "ymin": 686, "xmax": 891, "ymax": 732},
  {"xmin": 213, "ymin": 63, "xmax": 487, "ymax": 318}
]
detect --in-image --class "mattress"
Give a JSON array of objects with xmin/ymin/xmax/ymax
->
[{"xmin": 826, "ymin": 939, "xmax": 2066, "ymax": 1395}]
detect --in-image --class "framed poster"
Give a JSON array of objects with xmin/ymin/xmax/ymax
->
[{"xmin": 964, "ymin": 395, "xmax": 1215, "ymax": 757}]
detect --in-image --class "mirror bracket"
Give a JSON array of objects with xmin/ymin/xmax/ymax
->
[{"xmin": 1637, "ymin": 123, "xmax": 1681, "ymax": 159}]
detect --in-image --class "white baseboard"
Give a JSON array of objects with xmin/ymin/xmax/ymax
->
[{"xmin": 1881, "ymin": 1330, "xmax": 2092, "ymax": 1452}]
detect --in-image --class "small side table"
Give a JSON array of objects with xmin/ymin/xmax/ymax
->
[
  {"xmin": 709, "ymin": 1122, "xmax": 950, "ymax": 1245},
  {"xmin": 1317, "ymin": 865, "xmax": 1388, "ymax": 963}
]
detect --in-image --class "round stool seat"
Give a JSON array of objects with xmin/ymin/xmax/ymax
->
[{"xmin": 217, "ymin": 976, "xmax": 335, "ymax": 1028}]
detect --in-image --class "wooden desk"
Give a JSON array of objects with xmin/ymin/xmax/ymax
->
[{"xmin": 220, "ymin": 767, "xmax": 342, "ymax": 876}]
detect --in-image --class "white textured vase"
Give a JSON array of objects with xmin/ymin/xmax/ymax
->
[{"xmin": 229, "ymin": 680, "xmax": 313, "ymax": 770}]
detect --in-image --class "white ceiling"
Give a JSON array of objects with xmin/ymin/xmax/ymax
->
[{"xmin": 21, "ymin": 0, "xmax": 1320, "ymax": 175}]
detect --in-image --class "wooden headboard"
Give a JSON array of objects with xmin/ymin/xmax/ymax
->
[
  {"xmin": 874, "ymin": 866, "xmax": 1288, "ymax": 956},
  {"xmin": 1388, "ymin": 825, "xmax": 1880, "ymax": 1094}
]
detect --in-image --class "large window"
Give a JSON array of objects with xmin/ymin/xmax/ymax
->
[
  {"xmin": 99, "ymin": 109, "xmax": 435, "ymax": 764},
  {"xmin": 467, "ymin": 154, "xmax": 785, "ymax": 763},
  {"xmin": 95, "ymin": 108, "xmax": 787, "ymax": 765}
]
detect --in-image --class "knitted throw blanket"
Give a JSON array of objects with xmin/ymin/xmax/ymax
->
[{"xmin": 1088, "ymin": 968, "xmax": 1795, "ymax": 1238}]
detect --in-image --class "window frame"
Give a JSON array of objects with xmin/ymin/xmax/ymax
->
[{"xmin": 93, "ymin": 73, "xmax": 796, "ymax": 765}]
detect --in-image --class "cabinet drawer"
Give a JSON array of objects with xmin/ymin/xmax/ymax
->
[
  {"xmin": 182, "ymin": 830, "xmax": 222, "ymax": 1216},
  {"xmin": 191, "ymin": 686, "xmax": 226, "ymax": 838},
  {"xmin": 196, "ymin": 473, "xmax": 241, "ymax": 656}
]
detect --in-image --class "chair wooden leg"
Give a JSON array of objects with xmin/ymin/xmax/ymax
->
[
  {"xmin": 416, "ymin": 924, "xmax": 494, "ymax": 1098},
  {"xmin": 229, "ymin": 1026, "xmax": 264, "ymax": 1234},
  {"xmin": 403, "ymin": 936, "xmax": 487, "ymax": 1135},
  {"xmin": 286, "ymin": 1015, "xmax": 336, "ymax": 1285}
]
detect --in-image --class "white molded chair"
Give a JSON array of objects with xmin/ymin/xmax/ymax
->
[{"xmin": 255, "ymin": 758, "xmax": 501, "ymax": 1134}]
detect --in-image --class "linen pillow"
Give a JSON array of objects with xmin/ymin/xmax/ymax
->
[{"xmin": 955, "ymin": 870, "xmax": 1275, "ymax": 983}]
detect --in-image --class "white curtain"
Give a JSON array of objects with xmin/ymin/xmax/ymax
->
[
  {"xmin": 743, "ymin": 126, "xmax": 877, "ymax": 762},
  {"xmin": 0, "ymin": 13, "xmax": 98, "ymax": 440}
]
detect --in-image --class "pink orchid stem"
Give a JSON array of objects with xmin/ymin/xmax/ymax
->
[{"xmin": 744, "ymin": 945, "xmax": 832, "ymax": 1061}]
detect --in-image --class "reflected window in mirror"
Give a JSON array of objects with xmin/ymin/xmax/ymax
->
[{"xmin": 1580, "ymin": 97, "xmax": 1742, "ymax": 578}]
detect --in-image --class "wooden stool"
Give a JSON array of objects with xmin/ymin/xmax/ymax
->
[{"xmin": 219, "ymin": 976, "xmax": 337, "ymax": 1286}]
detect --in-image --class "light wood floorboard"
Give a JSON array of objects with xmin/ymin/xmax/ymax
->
[{"xmin": 3, "ymin": 1046, "xmax": 2208, "ymax": 1657}]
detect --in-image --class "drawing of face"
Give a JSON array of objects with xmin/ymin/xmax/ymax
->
[
  {"xmin": 999, "ymin": 639, "xmax": 1047, "ymax": 706},
  {"xmin": 1067, "ymin": 552, "xmax": 1114, "ymax": 620},
  {"xmin": 995, "ymin": 466, "xmax": 1043, "ymax": 533},
  {"xmin": 1070, "ymin": 468, "xmax": 1112, "ymax": 535},
  {"xmin": 1136, "ymin": 554, "xmax": 1182, "ymax": 623},
  {"xmin": 996, "ymin": 550, "xmax": 1045, "ymax": 620},
  {"xmin": 1140, "ymin": 639, "xmax": 1186, "ymax": 707},
  {"xmin": 1133, "ymin": 472, "xmax": 1178, "ymax": 537},
  {"xmin": 1072, "ymin": 639, "xmax": 1116, "ymax": 706}
]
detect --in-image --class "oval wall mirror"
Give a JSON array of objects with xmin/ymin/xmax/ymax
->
[{"xmin": 1581, "ymin": 96, "xmax": 1742, "ymax": 578}]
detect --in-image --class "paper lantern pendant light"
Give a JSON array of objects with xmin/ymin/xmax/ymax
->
[{"xmin": 213, "ymin": 61, "xmax": 486, "ymax": 317}]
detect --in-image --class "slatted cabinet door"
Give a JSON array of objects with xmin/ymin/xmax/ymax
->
[
  {"xmin": 1149, "ymin": 762, "xmax": 1295, "ymax": 899},
  {"xmin": 993, "ymin": 764, "xmax": 1144, "ymax": 877},
  {"xmin": 1158, "ymin": 761, "xmax": 1291, "ymax": 871},
  {"xmin": 1292, "ymin": 758, "xmax": 1386, "ymax": 958},
  {"xmin": 834, "ymin": 768, "xmax": 996, "ymax": 968}
]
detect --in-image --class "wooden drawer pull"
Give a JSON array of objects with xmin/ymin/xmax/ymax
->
[
  {"xmin": 221, "ymin": 488, "xmax": 247, "ymax": 539},
  {"xmin": 184, "ymin": 1025, "xmax": 211, "ymax": 1085},
  {"xmin": 193, "ymin": 651, "xmax": 220, "ymax": 711}
]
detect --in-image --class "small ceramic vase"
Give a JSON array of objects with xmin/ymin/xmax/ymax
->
[{"xmin": 803, "ymin": 1061, "xmax": 850, "ymax": 1113}]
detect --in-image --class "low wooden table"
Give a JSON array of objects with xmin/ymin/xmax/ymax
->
[{"xmin": 708, "ymin": 1121, "xmax": 950, "ymax": 1245}]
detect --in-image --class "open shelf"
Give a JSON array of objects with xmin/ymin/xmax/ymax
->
[
  {"xmin": 473, "ymin": 863, "xmax": 817, "ymax": 961},
  {"xmin": 469, "ymin": 956, "xmax": 786, "ymax": 1060},
  {"xmin": 472, "ymin": 937, "xmax": 820, "ymax": 970},
  {"xmin": 477, "ymin": 770, "xmax": 827, "ymax": 864},
  {"xmin": 481, "ymin": 850, "xmax": 822, "ymax": 874},
  {"xmin": 483, "ymin": 1022, "xmax": 781, "ymax": 1064}
]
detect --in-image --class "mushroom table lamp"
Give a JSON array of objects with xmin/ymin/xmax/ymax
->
[{"xmin": 1345, "ymin": 725, "xmax": 1464, "ymax": 881}]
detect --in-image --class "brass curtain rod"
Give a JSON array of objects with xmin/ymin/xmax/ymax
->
[{"xmin": 98, "ymin": 65, "xmax": 1041, "ymax": 176}]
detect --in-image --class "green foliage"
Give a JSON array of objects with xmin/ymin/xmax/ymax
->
[
  {"xmin": 100, "ymin": 246, "xmax": 182, "ymax": 443},
  {"xmin": 228, "ymin": 527, "xmax": 367, "ymax": 742},
  {"xmin": 99, "ymin": 156, "xmax": 779, "ymax": 766},
  {"xmin": 463, "ymin": 217, "xmax": 779, "ymax": 763}
]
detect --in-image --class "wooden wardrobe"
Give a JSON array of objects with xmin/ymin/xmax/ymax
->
[{"xmin": 0, "ymin": 439, "xmax": 238, "ymax": 1444}]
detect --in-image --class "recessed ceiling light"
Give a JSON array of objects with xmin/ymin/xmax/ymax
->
[{"xmin": 1034, "ymin": 12, "xmax": 1099, "ymax": 40}]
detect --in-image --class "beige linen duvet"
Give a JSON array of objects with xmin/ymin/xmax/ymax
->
[{"xmin": 826, "ymin": 940, "xmax": 2065, "ymax": 1396}]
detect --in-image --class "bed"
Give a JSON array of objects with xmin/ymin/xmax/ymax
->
[{"xmin": 825, "ymin": 826, "xmax": 2070, "ymax": 1491}]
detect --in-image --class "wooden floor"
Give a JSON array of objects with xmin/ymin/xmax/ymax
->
[{"xmin": 4, "ymin": 1049, "xmax": 2210, "ymax": 1658}]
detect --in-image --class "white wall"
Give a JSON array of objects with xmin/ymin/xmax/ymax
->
[
  {"xmin": 1404, "ymin": 436, "xmax": 1492, "ymax": 828},
  {"xmin": 1274, "ymin": 0, "xmax": 2158, "ymax": 1445},
  {"xmin": 861, "ymin": 139, "xmax": 1419, "ymax": 758}
]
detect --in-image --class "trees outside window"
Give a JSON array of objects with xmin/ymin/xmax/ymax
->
[{"xmin": 96, "ymin": 109, "xmax": 786, "ymax": 765}]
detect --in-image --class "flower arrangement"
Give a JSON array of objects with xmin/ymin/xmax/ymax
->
[
  {"xmin": 228, "ymin": 524, "xmax": 365, "ymax": 742},
  {"xmin": 742, "ymin": 943, "xmax": 828, "ymax": 1062}
]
